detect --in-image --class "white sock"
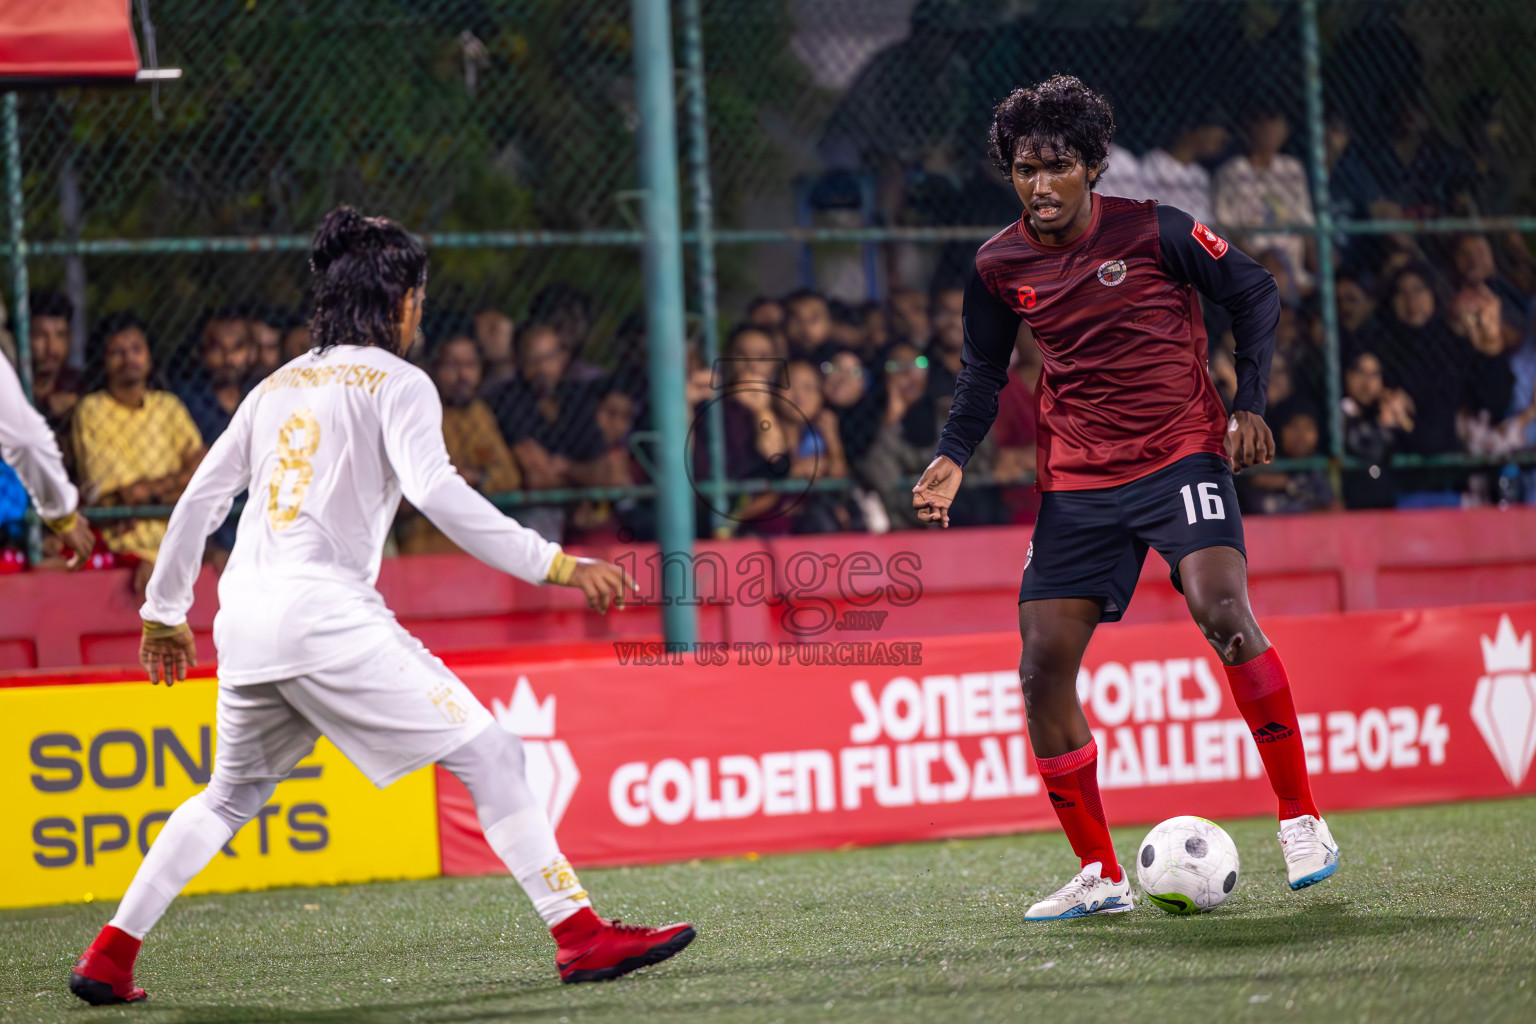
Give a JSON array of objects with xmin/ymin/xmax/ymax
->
[
  {"xmin": 481, "ymin": 807, "xmax": 592, "ymax": 928},
  {"xmin": 109, "ymin": 793, "xmax": 234, "ymax": 939}
]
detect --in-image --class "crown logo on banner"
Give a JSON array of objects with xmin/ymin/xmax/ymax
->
[
  {"xmin": 492, "ymin": 677, "xmax": 579, "ymax": 827},
  {"xmin": 1481, "ymin": 615, "xmax": 1533, "ymax": 674},
  {"xmin": 500, "ymin": 675, "xmax": 557, "ymax": 737},
  {"xmin": 1470, "ymin": 615, "xmax": 1536, "ymax": 789}
]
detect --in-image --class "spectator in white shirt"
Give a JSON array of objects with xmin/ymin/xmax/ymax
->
[
  {"xmin": 1213, "ymin": 102, "xmax": 1316, "ymax": 293},
  {"xmin": 1139, "ymin": 117, "xmax": 1229, "ymax": 225},
  {"xmin": 1094, "ymin": 143, "xmax": 1148, "ymax": 201}
]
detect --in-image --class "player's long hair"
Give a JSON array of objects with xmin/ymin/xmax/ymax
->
[
  {"xmin": 989, "ymin": 74, "xmax": 1116, "ymax": 187},
  {"xmin": 307, "ymin": 206, "xmax": 429, "ymax": 354}
]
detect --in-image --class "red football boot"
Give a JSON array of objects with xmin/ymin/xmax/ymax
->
[
  {"xmin": 552, "ymin": 908, "xmax": 695, "ymax": 984},
  {"xmin": 69, "ymin": 925, "xmax": 148, "ymax": 1005}
]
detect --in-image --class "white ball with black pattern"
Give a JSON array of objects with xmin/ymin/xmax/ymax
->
[{"xmin": 1136, "ymin": 815, "xmax": 1241, "ymax": 914}]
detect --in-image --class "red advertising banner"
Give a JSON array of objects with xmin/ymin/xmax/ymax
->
[{"xmin": 437, "ymin": 603, "xmax": 1536, "ymax": 874}]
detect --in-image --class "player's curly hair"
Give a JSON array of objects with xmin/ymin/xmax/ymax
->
[
  {"xmin": 308, "ymin": 206, "xmax": 429, "ymax": 353},
  {"xmin": 989, "ymin": 75, "xmax": 1117, "ymax": 188}
]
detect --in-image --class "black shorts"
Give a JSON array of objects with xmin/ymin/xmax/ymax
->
[{"xmin": 1019, "ymin": 453, "xmax": 1245, "ymax": 622}]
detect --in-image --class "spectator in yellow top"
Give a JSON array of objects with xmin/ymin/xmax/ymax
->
[
  {"xmin": 397, "ymin": 328, "xmax": 523, "ymax": 555},
  {"xmin": 73, "ymin": 313, "xmax": 206, "ymax": 592}
]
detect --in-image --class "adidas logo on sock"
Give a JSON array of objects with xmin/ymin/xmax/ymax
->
[
  {"xmin": 1252, "ymin": 721, "xmax": 1295, "ymax": 743},
  {"xmin": 1047, "ymin": 790, "xmax": 1076, "ymax": 808}
]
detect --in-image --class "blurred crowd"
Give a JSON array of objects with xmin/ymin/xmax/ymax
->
[
  {"xmin": 3, "ymin": 92, "xmax": 1534, "ymax": 585},
  {"xmin": 5, "ymin": 225, "xmax": 1534, "ymax": 590},
  {"xmin": 1090, "ymin": 98, "xmax": 1536, "ymax": 515}
]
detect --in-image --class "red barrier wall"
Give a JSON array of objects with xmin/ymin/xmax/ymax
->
[
  {"xmin": 435, "ymin": 603, "xmax": 1536, "ymax": 871},
  {"xmin": 6, "ymin": 601, "xmax": 1533, "ymax": 880},
  {"xmin": 4, "ymin": 506, "xmax": 1536, "ymax": 671}
]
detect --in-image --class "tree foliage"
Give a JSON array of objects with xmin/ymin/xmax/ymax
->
[{"xmin": 17, "ymin": 0, "xmax": 808, "ymax": 346}]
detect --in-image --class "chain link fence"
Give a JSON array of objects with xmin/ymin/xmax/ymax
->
[{"xmin": 3, "ymin": 0, "xmax": 1535, "ymax": 570}]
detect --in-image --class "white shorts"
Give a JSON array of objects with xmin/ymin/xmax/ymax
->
[{"xmin": 213, "ymin": 629, "xmax": 494, "ymax": 788}]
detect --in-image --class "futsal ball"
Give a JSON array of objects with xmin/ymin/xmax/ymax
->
[{"xmin": 1136, "ymin": 815, "xmax": 1240, "ymax": 915}]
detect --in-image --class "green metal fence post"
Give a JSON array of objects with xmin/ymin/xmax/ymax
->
[
  {"xmin": 680, "ymin": 0, "xmax": 729, "ymax": 538},
  {"xmin": 4, "ymin": 94, "xmax": 29, "ymax": 398},
  {"xmin": 1300, "ymin": 0, "xmax": 1342, "ymax": 472},
  {"xmin": 3, "ymin": 91, "xmax": 41, "ymax": 565},
  {"xmin": 632, "ymin": 0, "xmax": 698, "ymax": 646}
]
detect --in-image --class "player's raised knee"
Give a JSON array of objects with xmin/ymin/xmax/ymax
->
[
  {"xmin": 1017, "ymin": 635, "xmax": 1060, "ymax": 687},
  {"xmin": 1017, "ymin": 651, "xmax": 1048, "ymax": 704},
  {"xmin": 1189, "ymin": 593, "xmax": 1257, "ymax": 664}
]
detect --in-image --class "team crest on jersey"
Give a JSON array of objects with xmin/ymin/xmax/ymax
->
[
  {"xmin": 1192, "ymin": 221, "xmax": 1230, "ymax": 259},
  {"xmin": 1096, "ymin": 259, "xmax": 1128, "ymax": 286}
]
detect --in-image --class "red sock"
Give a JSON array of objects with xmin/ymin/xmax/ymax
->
[
  {"xmin": 1035, "ymin": 739, "xmax": 1122, "ymax": 883},
  {"xmin": 1225, "ymin": 645, "xmax": 1320, "ymax": 821},
  {"xmin": 75, "ymin": 924, "xmax": 143, "ymax": 999},
  {"xmin": 551, "ymin": 907, "xmax": 602, "ymax": 947},
  {"xmin": 87, "ymin": 925, "xmax": 141, "ymax": 972}
]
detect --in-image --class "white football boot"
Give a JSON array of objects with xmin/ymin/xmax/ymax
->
[
  {"xmin": 1024, "ymin": 862, "xmax": 1134, "ymax": 921},
  {"xmin": 1279, "ymin": 815, "xmax": 1340, "ymax": 890}
]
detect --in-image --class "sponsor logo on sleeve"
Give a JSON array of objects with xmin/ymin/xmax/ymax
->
[{"xmin": 1191, "ymin": 222, "xmax": 1229, "ymax": 259}]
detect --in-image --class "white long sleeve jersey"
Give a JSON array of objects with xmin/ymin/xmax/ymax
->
[
  {"xmin": 142, "ymin": 344, "xmax": 561, "ymax": 684},
  {"xmin": 0, "ymin": 354, "xmax": 77, "ymax": 522}
]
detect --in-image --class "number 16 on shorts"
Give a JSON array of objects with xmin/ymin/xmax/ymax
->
[{"xmin": 1179, "ymin": 482, "xmax": 1226, "ymax": 525}]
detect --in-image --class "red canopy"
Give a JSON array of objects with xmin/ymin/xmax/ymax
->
[{"xmin": 0, "ymin": 0, "xmax": 142, "ymax": 84}]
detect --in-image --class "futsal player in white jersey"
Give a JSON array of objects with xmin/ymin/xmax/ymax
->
[
  {"xmin": 0, "ymin": 352, "xmax": 96, "ymax": 564},
  {"xmin": 70, "ymin": 208, "xmax": 694, "ymax": 1005}
]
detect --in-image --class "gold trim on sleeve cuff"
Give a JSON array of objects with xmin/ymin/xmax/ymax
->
[
  {"xmin": 546, "ymin": 551, "xmax": 578, "ymax": 585},
  {"xmin": 44, "ymin": 511, "xmax": 78, "ymax": 535},
  {"xmin": 142, "ymin": 620, "xmax": 192, "ymax": 641}
]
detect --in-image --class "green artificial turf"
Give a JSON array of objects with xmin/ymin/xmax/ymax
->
[{"xmin": 3, "ymin": 798, "xmax": 1533, "ymax": 1024}]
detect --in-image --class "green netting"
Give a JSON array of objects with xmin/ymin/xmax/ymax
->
[{"xmin": 3, "ymin": 0, "xmax": 1535, "ymax": 562}]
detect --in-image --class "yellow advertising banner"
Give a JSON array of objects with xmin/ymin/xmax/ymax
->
[{"xmin": 1, "ymin": 680, "xmax": 440, "ymax": 909}]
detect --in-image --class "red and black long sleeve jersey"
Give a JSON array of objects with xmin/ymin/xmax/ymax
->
[{"xmin": 936, "ymin": 195, "xmax": 1278, "ymax": 491}]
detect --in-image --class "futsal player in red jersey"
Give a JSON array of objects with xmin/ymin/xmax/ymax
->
[{"xmin": 912, "ymin": 76, "xmax": 1338, "ymax": 920}]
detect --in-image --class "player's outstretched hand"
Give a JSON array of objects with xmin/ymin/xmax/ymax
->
[
  {"xmin": 565, "ymin": 558, "xmax": 636, "ymax": 614},
  {"xmin": 140, "ymin": 622, "xmax": 197, "ymax": 687},
  {"xmin": 912, "ymin": 455, "xmax": 963, "ymax": 528},
  {"xmin": 1225, "ymin": 411, "xmax": 1275, "ymax": 473},
  {"xmin": 56, "ymin": 513, "xmax": 97, "ymax": 569}
]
